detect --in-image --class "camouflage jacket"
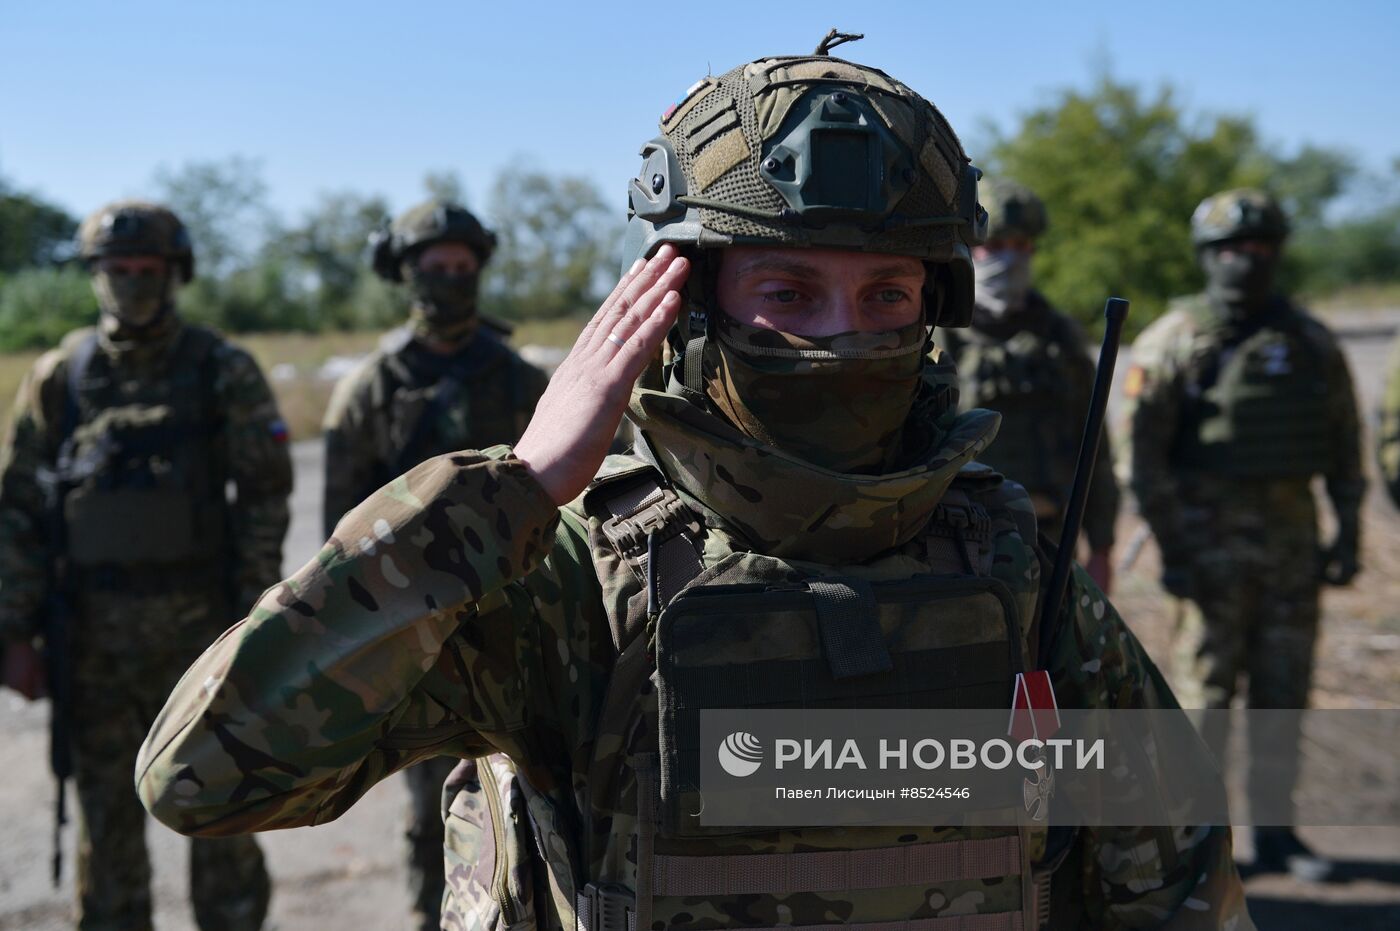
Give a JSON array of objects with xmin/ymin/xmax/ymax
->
[
  {"xmin": 1378, "ymin": 334, "xmax": 1400, "ymax": 508},
  {"xmin": 940, "ymin": 294, "xmax": 1120, "ymax": 549},
  {"xmin": 0, "ymin": 322, "xmax": 292, "ymax": 640},
  {"xmin": 138, "ymin": 393, "xmax": 1252, "ymax": 929},
  {"xmin": 320, "ymin": 324, "xmax": 548, "ymax": 536},
  {"xmin": 1123, "ymin": 295, "xmax": 1364, "ymax": 567}
]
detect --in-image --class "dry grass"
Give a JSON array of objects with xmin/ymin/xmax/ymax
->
[
  {"xmin": 1311, "ymin": 283, "xmax": 1400, "ymax": 313},
  {"xmin": 0, "ymin": 318, "xmax": 590, "ymax": 442}
]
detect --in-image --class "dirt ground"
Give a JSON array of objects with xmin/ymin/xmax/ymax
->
[{"xmin": 2, "ymin": 312, "xmax": 1398, "ymax": 929}]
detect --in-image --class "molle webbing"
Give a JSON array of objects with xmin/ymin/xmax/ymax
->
[
  {"xmin": 651, "ymin": 837, "xmax": 1021, "ymax": 897},
  {"xmin": 716, "ymin": 916, "xmax": 1023, "ymax": 931}
]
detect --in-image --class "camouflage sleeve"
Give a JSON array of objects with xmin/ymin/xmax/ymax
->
[
  {"xmin": 1064, "ymin": 321, "xmax": 1120, "ymax": 551},
  {"xmin": 1052, "ymin": 570, "xmax": 1254, "ymax": 929},
  {"xmin": 321, "ymin": 365, "xmax": 384, "ymax": 539},
  {"xmin": 1316, "ymin": 323, "xmax": 1365, "ymax": 532},
  {"xmin": 1122, "ymin": 319, "xmax": 1191, "ymax": 565},
  {"xmin": 1378, "ymin": 336, "xmax": 1400, "ymax": 508},
  {"xmin": 0, "ymin": 352, "xmax": 64, "ymax": 641},
  {"xmin": 216, "ymin": 343, "xmax": 293, "ymax": 610},
  {"xmin": 136, "ymin": 448, "xmax": 589, "ymax": 836}
]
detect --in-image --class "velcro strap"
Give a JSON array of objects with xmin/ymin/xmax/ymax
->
[
  {"xmin": 719, "ymin": 917, "xmax": 1023, "ymax": 931},
  {"xmin": 809, "ymin": 578, "xmax": 892, "ymax": 679},
  {"xmin": 651, "ymin": 836, "xmax": 1021, "ymax": 897}
]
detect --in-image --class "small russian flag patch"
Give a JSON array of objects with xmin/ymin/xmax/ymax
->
[{"xmin": 268, "ymin": 418, "xmax": 289, "ymax": 443}]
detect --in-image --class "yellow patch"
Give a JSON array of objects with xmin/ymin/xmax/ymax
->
[{"xmin": 1124, "ymin": 365, "xmax": 1146, "ymax": 398}]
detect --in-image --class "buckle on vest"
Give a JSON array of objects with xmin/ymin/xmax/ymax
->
[
  {"xmin": 931, "ymin": 500, "xmax": 992, "ymax": 543},
  {"xmin": 577, "ymin": 882, "xmax": 635, "ymax": 931},
  {"xmin": 602, "ymin": 494, "xmax": 697, "ymax": 557}
]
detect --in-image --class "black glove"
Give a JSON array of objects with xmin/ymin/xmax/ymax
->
[
  {"xmin": 1318, "ymin": 512, "xmax": 1360, "ymax": 586},
  {"xmin": 1317, "ymin": 539, "xmax": 1360, "ymax": 586}
]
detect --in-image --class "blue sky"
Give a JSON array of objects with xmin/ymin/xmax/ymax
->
[{"xmin": 2, "ymin": 0, "xmax": 1397, "ymax": 223}]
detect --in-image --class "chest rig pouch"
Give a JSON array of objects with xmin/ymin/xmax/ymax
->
[
  {"xmin": 375, "ymin": 327, "xmax": 527, "ymax": 482},
  {"xmin": 578, "ymin": 464, "xmax": 1042, "ymax": 931},
  {"xmin": 1175, "ymin": 305, "xmax": 1332, "ymax": 478},
  {"xmin": 57, "ymin": 328, "xmax": 227, "ymax": 569},
  {"xmin": 957, "ymin": 331, "xmax": 1078, "ymax": 503}
]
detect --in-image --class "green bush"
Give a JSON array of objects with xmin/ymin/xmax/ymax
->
[{"xmin": 0, "ymin": 267, "xmax": 97, "ymax": 351}]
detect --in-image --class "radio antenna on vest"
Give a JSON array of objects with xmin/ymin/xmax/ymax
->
[{"xmin": 1037, "ymin": 297, "xmax": 1130, "ymax": 662}]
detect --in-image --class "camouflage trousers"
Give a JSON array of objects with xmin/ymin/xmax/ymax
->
[
  {"xmin": 405, "ymin": 754, "xmax": 458, "ymax": 930},
  {"xmin": 1167, "ymin": 492, "xmax": 1321, "ymax": 822},
  {"xmin": 71, "ymin": 586, "xmax": 269, "ymax": 931}
]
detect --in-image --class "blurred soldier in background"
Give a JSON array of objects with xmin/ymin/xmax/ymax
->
[
  {"xmin": 1124, "ymin": 188, "xmax": 1365, "ymax": 881},
  {"xmin": 1378, "ymin": 335, "xmax": 1400, "ymax": 507},
  {"xmin": 321, "ymin": 197, "xmax": 548, "ymax": 930},
  {"xmin": 0, "ymin": 200, "xmax": 290, "ymax": 930},
  {"xmin": 939, "ymin": 178, "xmax": 1119, "ymax": 589}
]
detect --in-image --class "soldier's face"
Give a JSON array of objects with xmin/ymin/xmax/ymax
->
[
  {"xmin": 95, "ymin": 255, "xmax": 168, "ymax": 279},
  {"xmin": 91, "ymin": 255, "xmax": 170, "ymax": 327},
  {"xmin": 972, "ymin": 234, "xmax": 1035, "ymax": 261},
  {"xmin": 716, "ymin": 246, "xmax": 925, "ymax": 336},
  {"xmin": 416, "ymin": 242, "xmax": 481, "ymax": 276}
]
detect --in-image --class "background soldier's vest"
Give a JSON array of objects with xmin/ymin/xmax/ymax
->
[
  {"xmin": 442, "ymin": 461, "xmax": 1057, "ymax": 931},
  {"xmin": 368, "ymin": 325, "xmax": 532, "ymax": 484},
  {"xmin": 945, "ymin": 302, "xmax": 1081, "ymax": 513},
  {"xmin": 54, "ymin": 326, "xmax": 228, "ymax": 573},
  {"xmin": 1172, "ymin": 299, "xmax": 1332, "ymax": 479}
]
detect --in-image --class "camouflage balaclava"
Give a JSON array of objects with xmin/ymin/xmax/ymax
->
[
  {"xmin": 1191, "ymin": 189, "xmax": 1289, "ymax": 319},
  {"xmin": 619, "ymin": 42, "xmax": 1001, "ymax": 560},
  {"xmin": 704, "ymin": 312, "xmax": 927, "ymax": 473},
  {"xmin": 371, "ymin": 200, "xmax": 497, "ymax": 344},
  {"xmin": 972, "ymin": 179, "xmax": 1047, "ymax": 318},
  {"xmin": 402, "ymin": 262, "xmax": 481, "ymax": 343},
  {"xmin": 78, "ymin": 201, "xmax": 194, "ymax": 341}
]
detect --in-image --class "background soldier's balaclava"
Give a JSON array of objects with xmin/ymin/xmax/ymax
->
[
  {"xmin": 77, "ymin": 200, "xmax": 194, "ymax": 338},
  {"xmin": 973, "ymin": 178, "xmax": 1047, "ymax": 318},
  {"xmin": 620, "ymin": 37, "xmax": 987, "ymax": 473},
  {"xmin": 1191, "ymin": 188, "xmax": 1289, "ymax": 318},
  {"xmin": 371, "ymin": 199, "xmax": 498, "ymax": 343}
]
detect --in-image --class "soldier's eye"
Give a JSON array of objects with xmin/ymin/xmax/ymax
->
[
  {"xmin": 875, "ymin": 289, "xmax": 910, "ymax": 303},
  {"xmin": 764, "ymin": 289, "xmax": 802, "ymax": 304}
]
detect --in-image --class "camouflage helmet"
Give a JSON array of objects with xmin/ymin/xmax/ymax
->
[
  {"xmin": 370, "ymin": 199, "xmax": 497, "ymax": 282},
  {"xmin": 77, "ymin": 200, "xmax": 194, "ymax": 282},
  {"xmin": 980, "ymin": 178, "xmax": 1047, "ymax": 241},
  {"xmin": 1191, "ymin": 188, "xmax": 1290, "ymax": 247},
  {"xmin": 622, "ymin": 51, "xmax": 987, "ymax": 328}
]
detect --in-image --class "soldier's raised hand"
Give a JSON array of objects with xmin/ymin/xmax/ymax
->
[{"xmin": 515, "ymin": 244, "xmax": 689, "ymax": 505}]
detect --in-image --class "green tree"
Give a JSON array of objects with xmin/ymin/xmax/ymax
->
[
  {"xmin": 0, "ymin": 267, "xmax": 95, "ymax": 351},
  {"xmin": 0, "ymin": 184, "xmax": 78, "ymax": 273},
  {"xmin": 985, "ymin": 75, "xmax": 1276, "ymax": 332},
  {"xmin": 152, "ymin": 156, "xmax": 275, "ymax": 278},
  {"xmin": 270, "ymin": 190, "xmax": 393, "ymax": 328},
  {"xmin": 483, "ymin": 166, "xmax": 619, "ymax": 320},
  {"xmin": 422, "ymin": 170, "xmax": 466, "ymax": 205}
]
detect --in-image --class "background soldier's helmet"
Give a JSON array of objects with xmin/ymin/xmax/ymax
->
[
  {"xmin": 981, "ymin": 178, "xmax": 1048, "ymax": 241},
  {"xmin": 1191, "ymin": 188, "xmax": 1290, "ymax": 247},
  {"xmin": 370, "ymin": 199, "xmax": 498, "ymax": 282},
  {"xmin": 621, "ymin": 53, "xmax": 988, "ymax": 327},
  {"xmin": 76, "ymin": 200, "xmax": 195, "ymax": 282}
]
